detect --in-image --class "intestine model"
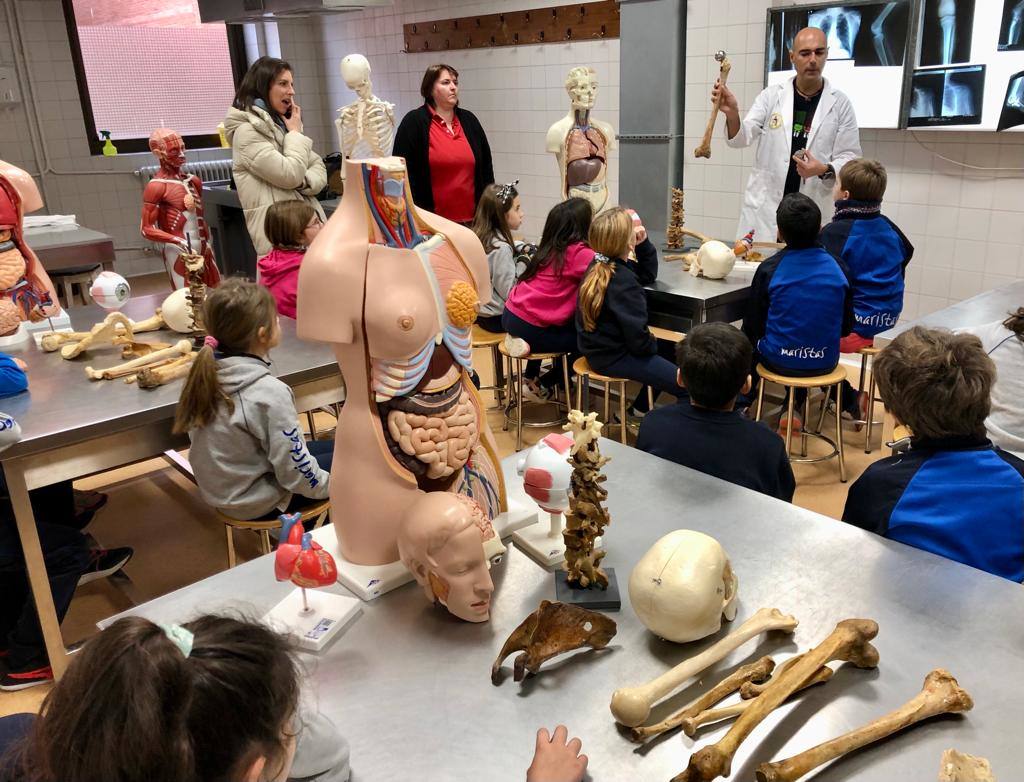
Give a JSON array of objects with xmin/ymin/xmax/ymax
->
[
  {"xmin": 514, "ymin": 432, "xmax": 575, "ymax": 567},
  {"xmin": 0, "ymin": 161, "xmax": 61, "ymax": 345},
  {"xmin": 546, "ymin": 66, "xmax": 616, "ymax": 214},
  {"xmin": 335, "ymin": 55, "xmax": 395, "ymax": 178}
]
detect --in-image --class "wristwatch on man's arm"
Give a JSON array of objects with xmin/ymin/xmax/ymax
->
[{"xmin": 819, "ymin": 163, "xmax": 836, "ymax": 181}]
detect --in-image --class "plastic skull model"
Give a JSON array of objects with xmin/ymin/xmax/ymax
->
[
  {"xmin": 90, "ymin": 271, "xmax": 131, "ymax": 310},
  {"xmin": 689, "ymin": 240, "xmax": 736, "ymax": 280},
  {"xmin": 517, "ymin": 432, "xmax": 574, "ymax": 514},
  {"xmin": 628, "ymin": 530, "xmax": 739, "ymax": 643}
]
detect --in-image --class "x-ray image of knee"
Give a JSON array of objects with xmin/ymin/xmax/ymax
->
[
  {"xmin": 998, "ymin": 71, "xmax": 1024, "ymax": 130},
  {"xmin": 853, "ymin": 1, "xmax": 910, "ymax": 67},
  {"xmin": 810, "ymin": 7, "xmax": 861, "ymax": 59},
  {"xmin": 908, "ymin": 66, "xmax": 984, "ymax": 126},
  {"xmin": 920, "ymin": 0, "xmax": 975, "ymax": 66},
  {"xmin": 998, "ymin": 0, "xmax": 1024, "ymax": 51}
]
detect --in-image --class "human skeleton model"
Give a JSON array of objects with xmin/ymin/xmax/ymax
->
[
  {"xmin": 140, "ymin": 129, "xmax": 221, "ymax": 290},
  {"xmin": 296, "ymin": 157, "xmax": 507, "ymax": 567},
  {"xmin": 546, "ymin": 67, "xmax": 616, "ymax": 214},
  {"xmin": 809, "ymin": 6, "xmax": 860, "ymax": 59},
  {"xmin": 0, "ymin": 161, "xmax": 60, "ymax": 339},
  {"xmin": 335, "ymin": 54, "xmax": 395, "ymax": 179}
]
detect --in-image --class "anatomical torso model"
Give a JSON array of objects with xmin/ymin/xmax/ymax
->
[
  {"xmin": 335, "ymin": 54, "xmax": 395, "ymax": 179},
  {"xmin": 140, "ymin": 129, "xmax": 221, "ymax": 290},
  {"xmin": 0, "ymin": 160, "xmax": 61, "ymax": 343},
  {"xmin": 297, "ymin": 157, "xmax": 507, "ymax": 567},
  {"xmin": 546, "ymin": 67, "xmax": 616, "ymax": 214}
]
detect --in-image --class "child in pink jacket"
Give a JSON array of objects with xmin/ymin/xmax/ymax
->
[{"xmin": 257, "ymin": 200, "xmax": 322, "ymax": 319}]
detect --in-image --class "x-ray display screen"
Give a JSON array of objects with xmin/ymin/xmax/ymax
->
[
  {"xmin": 765, "ymin": 2, "xmax": 910, "ymax": 128},
  {"xmin": 920, "ymin": 0, "xmax": 976, "ymax": 65},
  {"xmin": 999, "ymin": 0, "xmax": 1024, "ymax": 50},
  {"xmin": 998, "ymin": 69, "xmax": 1024, "ymax": 128},
  {"xmin": 908, "ymin": 65, "xmax": 986, "ymax": 125}
]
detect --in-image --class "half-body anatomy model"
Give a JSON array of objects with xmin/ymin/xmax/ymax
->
[
  {"xmin": 140, "ymin": 128, "xmax": 221, "ymax": 290},
  {"xmin": 546, "ymin": 66, "xmax": 616, "ymax": 214},
  {"xmin": 296, "ymin": 156, "xmax": 508, "ymax": 578},
  {"xmin": 335, "ymin": 54, "xmax": 396, "ymax": 178},
  {"xmin": 0, "ymin": 160, "xmax": 61, "ymax": 344}
]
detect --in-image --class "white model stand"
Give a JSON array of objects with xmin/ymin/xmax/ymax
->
[
  {"xmin": 310, "ymin": 524, "xmax": 412, "ymax": 601},
  {"xmin": 263, "ymin": 587, "xmax": 362, "ymax": 652},
  {"xmin": 494, "ymin": 496, "xmax": 538, "ymax": 539},
  {"xmin": 0, "ymin": 323, "xmax": 29, "ymax": 348},
  {"xmin": 512, "ymin": 510, "xmax": 566, "ymax": 569}
]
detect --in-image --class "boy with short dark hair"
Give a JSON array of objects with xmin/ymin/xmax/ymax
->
[
  {"xmin": 637, "ymin": 323, "xmax": 795, "ymax": 502},
  {"xmin": 742, "ymin": 193, "xmax": 854, "ymax": 434},
  {"xmin": 842, "ymin": 326, "xmax": 1024, "ymax": 582},
  {"xmin": 819, "ymin": 158, "xmax": 914, "ymax": 419}
]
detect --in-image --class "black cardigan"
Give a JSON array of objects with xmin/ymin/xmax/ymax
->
[{"xmin": 392, "ymin": 104, "xmax": 495, "ymax": 214}]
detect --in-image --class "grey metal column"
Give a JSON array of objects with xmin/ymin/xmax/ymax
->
[{"xmin": 618, "ymin": 0, "xmax": 685, "ymax": 240}]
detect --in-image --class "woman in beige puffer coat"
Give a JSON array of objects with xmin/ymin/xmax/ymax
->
[{"xmin": 224, "ymin": 56, "xmax": 326, "ymax": 258}]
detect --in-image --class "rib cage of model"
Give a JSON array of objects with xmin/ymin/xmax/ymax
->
[
  {"xmin": 335, "ymin": 54, "xmax": 395, "ymax": 178},
  {"xmin": 939, "ymin": 0, "xmax": 956, "ymax": 65},
  {"xmin": 871, "ymin": 3, "xmax": 901, "ymax": 66},
  {"xmin": 943, "ymin": 76, "xmax": 975, "ymax": 117},
  {"xmin": 809, "ymin": 7, "xmax": 861, "ymax": 59}
]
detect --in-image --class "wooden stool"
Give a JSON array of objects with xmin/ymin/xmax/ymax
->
[
  {"xmin": 50, "ymin": 263, "xmax": 100, "ymax": 308},
  {"xmin": 572, "ymin": 357, "xmax": 653, "ymax": 445},
  {"xmin": 471, "ymin": 324, "xmax": 506, "ymax": 407},
  {"xmin": 854, "ymin": 346, "xmax": 884, "ymax": 454},
  {"xmin": 498, "ymin": 342, "xmax": 572, "ymax": 451},
  {"xmin": 219, "ymin": 498, "xmax": 331, "ymax": 568},
  {"xmin": 754, "ymin": 364, "xmax": 848, "ymax": 482}
]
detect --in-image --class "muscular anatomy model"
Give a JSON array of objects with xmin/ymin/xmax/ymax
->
[
  {"xmin": 140, "ymin": 129, "xmax": 221, "ymax": 290},
  {"xmin": 296, "ymin": 157, "xmax": 507, "ymax": 567},
  {"xmin": 546, "ymin": 67, "xmax": 616, "ymax": 214},
  {"xmin": 335, "ymin": 54, "xmax": 395, "ymax": 179}
]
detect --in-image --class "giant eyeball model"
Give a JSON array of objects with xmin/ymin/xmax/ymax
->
[
  {"xmin": 160, "ymin": 287, "xmax": 194, "ymax": 333},
  {"xmin": 690, "ymin": 239, "xmax": 736, "ymax": 280},
  {"xmin": 628, "ymin": 530, "xmax": 738, "ymax": 643},
  {"xmin": 89, "ymin": 271, "xmax": 131, "ymax": 310},
  {"xmin": 517, "ymin": 432, "xmax": 574, "ymax": 514}
]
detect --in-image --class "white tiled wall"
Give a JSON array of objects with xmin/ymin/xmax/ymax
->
[{"xmin": 684, "ymin": 0, "xmax": 1024, "ymax": 322}]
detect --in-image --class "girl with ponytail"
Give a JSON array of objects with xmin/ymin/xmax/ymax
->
[
  {"xmin": 576, "ymin": 207, "xmax": 686, "ymax": 417},
  {"xmin": 173, "ymin": 279, "xmax": 332, "ymax": 520},
  {"xmin": 961, "ymin": 305, "xmax": 1024, "ymax": 458}
]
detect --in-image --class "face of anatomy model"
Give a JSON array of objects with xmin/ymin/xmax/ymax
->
[
  {"xmin": 156, "ymin": 134, "xmax": 186, "ymax": 169},
  {"xmin": 430, "ymin": 523, "xmax": 495, "ymax": 622},
  {"xmin": 268, "ymin": 69, "xmax": 295, "ymax": 117},
  {"xmin": 789, "ymin": 27, "xmax": 828, "ymax": 93},
  {"xmin": 569, "ymin": 72, "xmax": 597, "ymax": 111}
]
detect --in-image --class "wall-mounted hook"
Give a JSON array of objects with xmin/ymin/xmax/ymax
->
[
  {"xmin": 432, "ymin": 22, "xmax": 437, "ymax": 32},
  {"xmin": 490, "ymin": 35, "xmax": 496, "ymax": 44},
  {"xmin": 580, "ymin": 6, "xmax": 585, "ymax": 16},
  {"xmin": 445, "ymin": 38, "xmax": 449, "ymax": 47},
  {"xmin": 565, "ymin": 27, "xmax": 572, "ymax": 40},
  {"xmin": 524, "ymin": 11, "xmax": 530, "ymax": 22},
  {"xmin": 423, "ymin": 40, "xmax": 429, "ymax": 50},
  {"xmin": 538, "ymin": 30, "xmax": 545, "ymax": 41},
  {"xmin": 599, "ymin": 24, "xmax": 606, "ymax": 37},
  {"xmin": 513, "ymin": 32, "xmax": 519, "ymax": 44},
  {"xmin": 466, "ymin": 36, "xmax": 472, "ymax": 47},
  {"xmin": 411, "ymin": 24, "xmax": 417, "ymax": 33},
  {"xmin": 552, "ymin": 8, "xmax": 558, "ymax": 18},
  {"xmin": 453, "ymin": 19, "xmax": 458, "ymax": 29},
  {"xmin": 475, "ymin": 17, "xmax": 481, "ymax": 27},
  {"xmin": 499, "ymin": 13, "xmax": 504, "ymax": 23}
]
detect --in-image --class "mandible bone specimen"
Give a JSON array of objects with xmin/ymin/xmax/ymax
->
[
  {"xmin": 562, "ymin": 410, "xmax": 612, "ymax": 589},
  {"xmin": 673, "ymin": 618, "xmax": 880, "ymax": 782},
  {"xmin": 755, "ymin": 669, "xmax": 973, "ymax": 782},
  {"xmin": 491, "ymin": 600, "xmax": 616, "ymax": 685}
]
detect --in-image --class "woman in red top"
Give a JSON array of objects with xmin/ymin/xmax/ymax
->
[{"xmin": 393, "ymin": 64, "xmax": 495, "ymax": 224}]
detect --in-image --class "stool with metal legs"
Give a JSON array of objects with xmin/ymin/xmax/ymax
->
[
  {"xmin": 471, "ymin": 324, "xmax": 507, "ymax": 408},
  {"xmin": 853, "ymin": 346, "xmax": 884, "ymax": 453},
  {"xmin": 572, "ymin": 357, "xmax": 653, "ymax": 445},
  {"xmin": 498, "ymin": 343, "xmax": 573, "ymax": 451}
]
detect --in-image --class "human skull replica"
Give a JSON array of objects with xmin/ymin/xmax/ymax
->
[
  {"xmin": 689, "ymin": 240, "xmax": 736, "ymax": 280},
  {"xmin": 516, "ymin": 432, "xmax": 574, "ymax": 514},
  {"xmin": 628, "ymin": 530, "xmax": 738, "ymax": 643}
]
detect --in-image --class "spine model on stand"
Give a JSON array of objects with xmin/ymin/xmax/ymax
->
[
  {"xmin": 182, "ymin": 252, "xmax": 207, "ymax": 339},
  {"xmin": 666, "ymin": 187, "xmax": 686, "ymax": 249},
  {"xmin": 562, "ymin": 410, "xmax": 612, "ymax": 589}
]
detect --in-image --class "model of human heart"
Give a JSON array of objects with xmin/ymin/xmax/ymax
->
[{"xmin": 274, "ymin": 513, "xmax": 338, "ymax": 589}]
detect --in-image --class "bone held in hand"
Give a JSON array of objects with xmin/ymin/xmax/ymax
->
[
  {"xmin": 681, "ymin": 665, "xmax": 834, "ymax": 737},
  {"xmin": 672, "ymin": 618, "xmax": 880, "ymax": 782},
  {"xmin": 629, "ymin": 656, "xmax": 775, "ymax": 743},
  {"xmin": 695, "ymin": 51, "xmax": 731, "ymax": 159},
  {"xmin": 755, "ymin": 669, "xmax": 973, "ymax": 782},
  {"xmin": 610, "ymin": 607, "xmax": 798, "ymax": 727},
  {"xmin": 85, "ymin": 339, "xmax": 192, "ymax": 380}
]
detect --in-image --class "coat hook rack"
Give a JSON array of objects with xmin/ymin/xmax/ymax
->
[{"xmin": 402, "ymin": 1, "xmax": 619, "ymax": 53}]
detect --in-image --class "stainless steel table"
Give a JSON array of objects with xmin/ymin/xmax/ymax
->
[
  {"xmin": 875, "ymin": 279, "xmax": 1024, "ymax": 347},
  {"xmin": 26, "ymin": 225, "xmax": 116, "ymax": 273},
  {"xmin": 100, "ymin": 439, "xmax": 1023, "ymax": 781},
  {"xmin": 646, "ymin": 261, "xmax": 757, "ymax": 332},
  {"xmin": 0, "ymin": 294, "xmax": 343, "ymax": 678}
]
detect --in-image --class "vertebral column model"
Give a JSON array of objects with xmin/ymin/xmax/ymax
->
[
  {"xmin": 546, "ymin": 66, "xmax": 616, "ymax": 214},
  {"xmin": 335, "ymin": 54, "xmax": 395, "ymax": 179},
  {"xmin": 140, "ymin": 129, "xmax": 221, "ymax": 289}
]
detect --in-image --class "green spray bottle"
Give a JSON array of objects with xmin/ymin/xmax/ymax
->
[{"xmin": 100, "ymin": 130, "xmax": 118, "ymax": 156}]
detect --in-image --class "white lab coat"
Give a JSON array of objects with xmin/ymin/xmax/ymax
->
[{"xmin": 727, "ymin": 76, "xmax": 861, "ymax": 242}]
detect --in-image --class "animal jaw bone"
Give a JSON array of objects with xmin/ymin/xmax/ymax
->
[
  {"xmin": 85, "ymin": 339, "xmax": 192, "ymax": 380},
  {"xmin": 491, "ymin": 600, "xmax": 616, "ymax": 685},
  {"xmin": 755, "ymin": 669, "xmax": 973, "ymax": 782},
  {"xmin": 672, "ymin": 618, "xmax": 880, "ymax": 782},
  {"xmin": 628, "ymin": 656, "xmax": 775, "ymax": 744},
  {"xmin": 135, "ymin": 352, "xmax": 197, "ymax": 388},
  {"xmin": 680, "ymin": 665, "xmax": 834, "ymax": 737},
  {"xmin": 610, "ymin": 607, "xmax": 798, "ymax": 728}
]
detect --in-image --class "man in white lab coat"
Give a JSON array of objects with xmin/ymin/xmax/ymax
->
[{"xmin": 712, "ymin": 27, "xmax": 861, "ymax": 242}]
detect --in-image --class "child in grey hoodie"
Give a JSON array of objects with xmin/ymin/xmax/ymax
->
[{"xmin": 174, "ymin": 279, "xmax": 331, "ymax": 521}]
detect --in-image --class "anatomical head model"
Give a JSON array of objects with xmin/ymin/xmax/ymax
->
[
  {"xmin": 628, "ymin": 530, "xmax": 738, "ymax": 643},
  {"xmin": 336, "ymin": 54, "xmax": 396, "ymax": 176},
  {"xmin": 0, "ymin": 160, "xmax": 61, "ymax": 340},
  {"xmin": 140, "ymin": 128, "xmax": 221, "ymax": 290},
  {"xmin": 545, "ymin": 66, "xmax": 616, "ymax": 215},
  {"xmin": 296, "ymin": 157, "xmax": 507, "ymax": 567},
  {"xmin": 397, "ymin": 492, "xmax": 495, "ymax": 622}
]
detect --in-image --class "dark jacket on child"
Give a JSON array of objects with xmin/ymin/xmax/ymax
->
[
  {"xmin": 819, "ymin": 199, "xmax": 913, "ymax": 337},
  {"xmin": 576, "ymin": 237, "xmax": 659, "ymax": 370},
  {"xmin": 842, "ymin": 435, "xmax": 1024, "ymax": 582},
  {"xmin": 637, "ymin": 400, "xmax": 796, "ymax": 502},
  {"xmin": 742, "ymin": 244, "xmax": 854, "ymax": 373}
]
